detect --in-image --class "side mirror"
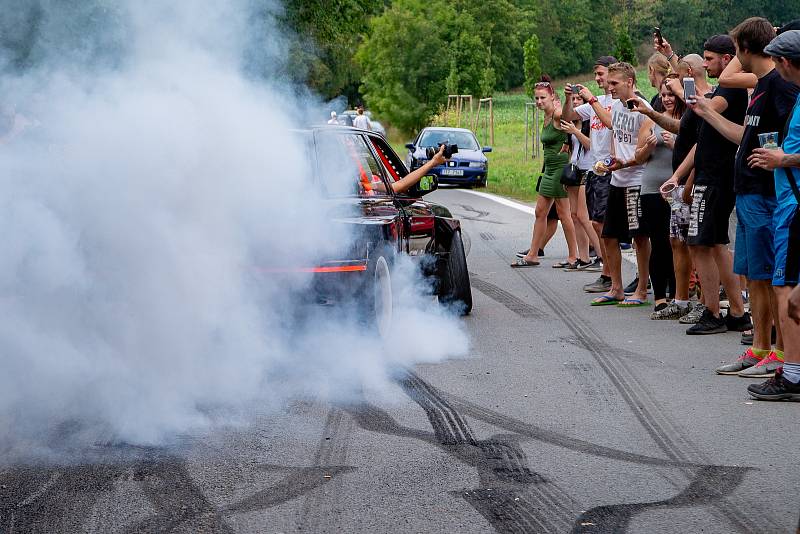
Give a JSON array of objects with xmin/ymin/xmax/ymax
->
[
  {"xmin": 407, "ymin": 174, "xmax": 438, "ymax": 197},
  {"xmin": 482, "ymin": 146, "xmax": 493, "ymax": 153},
  {"xmin": 405, "ymin": 143, "xmax": 416, "ymax": 151}
]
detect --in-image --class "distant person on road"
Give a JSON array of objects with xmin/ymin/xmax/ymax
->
[
  {"xmin": 511, "ymin": 75, "xmax": 579, "ymax": 268},
  {"xmin": 353, "ymin": 105, "xmax": 372, "ymax": 131},
  {"xmin": 328, "ymin": 111, "xmax": 339, "ymax": 124},
  {"xmin": 745, "ymin": 29, "xmax": 800, "ymax": 400}
]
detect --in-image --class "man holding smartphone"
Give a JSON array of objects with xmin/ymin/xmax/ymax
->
[
  {"xmin": 692, "ymin": 19, "xmax": 800, "ymax": 377},
  {"xmin": 588, "ymin": 62, "xmax": 653, "ymax": 307}
]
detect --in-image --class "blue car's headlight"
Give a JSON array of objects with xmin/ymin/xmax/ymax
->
[{"xmin": 468, "ymin": 161, "xmax": 487, "ymax": 169}]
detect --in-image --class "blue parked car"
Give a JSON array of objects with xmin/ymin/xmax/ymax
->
[{"xmin": 405, "ymin": 127, "xmax": 492, "ymax": 187}]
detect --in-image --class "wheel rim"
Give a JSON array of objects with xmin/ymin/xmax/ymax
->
[{"xmin": 373, "ymin": 256, "xmax": 392, "ymax": 338}]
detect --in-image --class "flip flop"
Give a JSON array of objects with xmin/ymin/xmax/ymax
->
[
  {"xmin": 551, "ymin": 261, "xmax": 571, "ymax": 268},
  {"xmin": 510, "ymin": 258, "xmax": 540, "ymax": 268},
  {"xmin": 590, "ymin": 295, "xmax": 623, "ymax": 306},
  {"xmin": 617, "ymin": 298, "xmax": 651, "ymax": 308}
]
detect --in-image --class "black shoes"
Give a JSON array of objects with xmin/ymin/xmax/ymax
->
[
  {"xmin": 725, "ymin": 311, "xmax": 753, "ymax": 332},
  {"xmin": 686, "ymin": 308, "xmax": 728, "ymax": 335},
  {"xmin": 748, "ymin": 368, "xmax": 800, "ymax": 401}
]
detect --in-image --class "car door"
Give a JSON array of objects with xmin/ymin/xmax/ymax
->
[{"xmin": 367, "ymin": 134, "xmax": 436, "ymax": 258}]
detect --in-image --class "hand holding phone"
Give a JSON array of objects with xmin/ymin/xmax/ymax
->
[
  {"xmin": 654, "ymin": 27, "xmax": 664, "ymax": 47},
  {"xmin": 683, "ymin": 77, "xmax": 696, "ymax": 103}
]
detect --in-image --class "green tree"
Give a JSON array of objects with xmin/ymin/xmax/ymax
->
[
  {"xmin": 357, "ymin": 0, "xmax": 489, "ymax": 134},
  {"xmin": 523, "ymin": 35, "xmax": 541, "ymax": 99},
  {"xmin": 615, "ymin": 27, "xmax": 637, "ymax": 64}
]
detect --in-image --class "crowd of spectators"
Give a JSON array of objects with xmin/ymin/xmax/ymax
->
[{"xmin": 512, "ymin": 18, "xmax": 800, "ymax": 402}]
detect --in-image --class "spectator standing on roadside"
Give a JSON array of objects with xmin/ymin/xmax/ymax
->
[
  {"xmin": 559, "ymin": 91, "xmax": 602, "ymax": 270},
  {"xmin": 647, "ymin": 53, "xmax": 670, "ymax": 112},
  {"xmin": 512, "ymin": 76, "xmax": 579, "ymax": 268},
  {"xmin": 632, "ymin": 78, "xmax": 685, "ymax": 316},
  {"xmin": 660, "ymin": 36, "xmax": 750, "ymax": 336},
  {"xmin": 693, "ymin": 19, "xmax": 799, "ymax": 377},
  {"xmin": 353, "ymin": 105, "xmax": 372, "ymax": 131},
  {"xmin": 562, "ymin": 56, "xmax": 619, "ymax": 292},
  {"xmin": 588, "ymin": 62, "xmax": 653, "ymax": 308},
  {"xmin": 746, "ymin": 29, "xmax": 800, "ymax": 399},
  {"xmin": 328, "ymin": 111, "xmax": 339, "ymax": 124}
]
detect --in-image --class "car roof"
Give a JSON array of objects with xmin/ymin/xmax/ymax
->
[{"xmin": 420, "ymin": 127, "xmax": 475, "ymax": 133}]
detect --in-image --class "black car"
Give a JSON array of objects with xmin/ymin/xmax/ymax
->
[{"xmin": 289, "ymin": 126, "xmax": 472, "ymax": 335}]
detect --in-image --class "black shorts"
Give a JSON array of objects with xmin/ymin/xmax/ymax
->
[
  {"xmin": 547, "ymin": 203, "xmax": 559, "ymax": 220},
  {"xmin": 687, "ymin": 183, "xmax": 734, "ymax": 246},
  {"xmin": 602, "ymin": 184, "xmax": 645, "ymax": 241},
  {"xmin": 586, "ymin": 171, "xmax": 611, "ymax": 223}
]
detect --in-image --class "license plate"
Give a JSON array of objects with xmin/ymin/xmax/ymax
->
[{"xmin": 441, "ymin": 169, "xmax": 464, "ymax": 176}]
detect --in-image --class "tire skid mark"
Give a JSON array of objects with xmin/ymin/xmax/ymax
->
[
  {"xmin": 470, "ymin": 274, "xmax": 547, "ymax": 319},
  {"xmin": 296, "ymin": 407, "xmax": 356, "ymax": 532},
  {"xmin": 485, "ymin": 242, "xmax": 775, "ymax": 533}
]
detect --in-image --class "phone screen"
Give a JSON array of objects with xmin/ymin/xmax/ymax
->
[
  {"xmin": 654, "ymin": 27, "xmax": 663, "ymax": 46},
  {"xmin": 683, "ymin": 77, "xmax": 696, "ymax": 100}
]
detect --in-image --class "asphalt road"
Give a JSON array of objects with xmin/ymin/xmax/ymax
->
[{"xmin": 2, "ymin": 188, "xmax": 799, "ymax": 533}]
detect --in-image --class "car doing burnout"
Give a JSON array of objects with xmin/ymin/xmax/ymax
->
[
  {"xmin": 278, "ymin": 125, "xmax": 472, "ymax": 336},
  {"xmin": 405, "ymin": 127, "xmax": 491, "ymax": 187}
]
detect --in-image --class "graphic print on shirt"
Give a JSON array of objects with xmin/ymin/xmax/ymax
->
[{"xmin": 612, "ymin": 109, "xmax": 639, "ymax": 144}]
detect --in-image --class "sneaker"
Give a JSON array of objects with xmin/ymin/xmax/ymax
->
[
  {"xmin": 579, "ymin": 257, "xmax": 603, "ymax": 272},
  {"xmin": 747, "ymin": 368, "xmax": 800, "ymax": 400},
  {"xmin": 738, "ymin": 352, "xmax": 784, "ymax": 378},
  {"xmin": 650, "ymin": 302, "xmax": 688, "ymax": 320},
  {"xmin": 623, "ymin": 276, "xmax": 639, "ymax": 295},
  {"xmin": 741, "ymin": 330, "xmax": 754, "ymax": 345},
  {"xmin": 679, "ymin": 303, "xmax": 705, "ymax": 324},
  {"xmin": 516, "ymin": 249, "xmax": 530, "ymax": 258},
  {"xmin": 725, "ymin": 311, "xmax": 753, "ymax": 332},
  {"xmin": 620, "ymin": 242, "xmax": 632, "ymax": 251},
  {"xmin": 719, "ymin": 286, "xmax": 729, "ymax": 309},
  {"xmin": 686, "ymin": 308, "xmax": 727, "ymax": 335},
  {"xmin": 563, "ymin": 259, "xmax": 591, "ymax": 271},
  {"xmin": 583, "ymin": 276, "xmax": 612, "ymax": 293},
  {"xmin": 715, "ymin": 348, "xmax": 763, "ymax": 375},
  {"xmin": 538, "ymin": 248, "xmax": 545, "ymax": 257}
]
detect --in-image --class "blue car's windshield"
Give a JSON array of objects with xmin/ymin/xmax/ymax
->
[{"xmin": 418, "ymin": 130, "xmax": 480, "ymax": 151}]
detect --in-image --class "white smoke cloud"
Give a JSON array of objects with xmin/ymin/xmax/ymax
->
[{"xmin": 0, "ymin": 0, "xmax": 468, "ymax": 460}]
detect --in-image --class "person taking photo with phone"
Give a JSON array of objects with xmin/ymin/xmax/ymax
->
[{"xmin": 692, "ymin": 19, "xmax": 800, "ymax": 376}]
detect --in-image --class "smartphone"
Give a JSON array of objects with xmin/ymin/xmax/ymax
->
[
  {"xmin": 654, "ymin": 27, "xmax": 664, "ymax": 46},
  {"xmin": 626, "ymin": 99, "xmax": 636, "ymax": 110},
  {"xmin": 683, "ymin": 77, "xmax": 696, "ymax": 101}
]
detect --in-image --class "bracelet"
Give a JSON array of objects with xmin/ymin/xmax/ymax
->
[
  {"xmin": 588, "ymin": 96, "xmax": 598, "ymax": 105},
  {"xmin": 666, "ymin": 52, "xmax": 675, "ymax": 61}
]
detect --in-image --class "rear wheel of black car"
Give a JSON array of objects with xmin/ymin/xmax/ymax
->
[
  {"xmin": 368, "ymin": 254, "xmax": 393, "ymax": 338},
  {"xmin": 440, "ymin": 231, "xmax": 472, "ymax": 315}
]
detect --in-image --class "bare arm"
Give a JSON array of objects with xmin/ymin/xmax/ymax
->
[
  {"xmin": 630, "ymin": 98, "xmax": 680, "ymax": 134},
  {"xmin": 634, "ymin": 118, "xmax": 658, "ymax": 162},
  {"xmin": 690, "ymin": 94, "xmax": 744, "ymax": 145},
  {"xmin": 562, "ymin": 87, "xmax": 578, "ymax": 121},
  {"xmin": 718, "ymin": 56, "xmax": 758, "ymax": 89},
  {"xmin": 391, "ymin": 146, "xmax": 446, "ymax": 193},
  {"xmin": 660, "ymin": 144, "xmax": 696, "ymax": 194},
  {"xmin": 576, "ymin": 86, "xmax": 611, "ymax": 128},
  {"xmin": 559, "ymin": 120, "xmax": 590, "ymax": 150},
  {"xmin": 748, "ymin": 147, "xmax": 800, "ymax": 170}
]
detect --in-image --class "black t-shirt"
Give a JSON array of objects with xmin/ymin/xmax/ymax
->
[
  {"xmin": 694, "ymin": 86, "xmax": 748, "ymax": 188},
  {"xmin": 650, "ymin": 93, "xmax": 665, "ymax": 114},
  {"xmin": 672, "ymin": 107, "xmax": 702, "ymax": 176},
  {"xmin": 734, "ymin": 69, "xmax": 800, "ymax": 196}
]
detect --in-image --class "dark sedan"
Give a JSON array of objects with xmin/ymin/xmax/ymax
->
[
  {"xmin": 280, "ymin": 126, "xmax": 472, "ymax": 336},
  {"xmin": 405, "ymin": 127, "xmax": 491, "ymax": 187}
]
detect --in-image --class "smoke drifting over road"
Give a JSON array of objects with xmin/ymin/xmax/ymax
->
[{"xmin": 0, "ymin": 1, "xmax": 468, "ymax": 460}]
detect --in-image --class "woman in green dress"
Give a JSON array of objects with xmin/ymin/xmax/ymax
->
[{"xmin": 512, "ymin": 76, "xmax": 578, "ymax": 267}]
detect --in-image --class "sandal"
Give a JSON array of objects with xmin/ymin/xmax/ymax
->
[
  {"xmin": 590, "ymin": 295, "xmax": 623, "ymax": 306},
  {"xmin": 617, "ymin": 298, "xmax": 651, "ymax": 308},
  {"xmin": 511, "ymin": 258, "xmax": 540, "ymax": 268}
]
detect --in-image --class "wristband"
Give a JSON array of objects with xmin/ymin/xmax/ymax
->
[
  {"xmin": 666, "ymin": 52, "xmax": 675, "ymax": 61},
  {"xmin": 588, "ymin": 96, "xmax": 598, "ymax": 105}
]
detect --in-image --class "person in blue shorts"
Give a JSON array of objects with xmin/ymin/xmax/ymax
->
[{"xmin": 745, "ymin": 29, "xmax": 800, "ymax": 399}]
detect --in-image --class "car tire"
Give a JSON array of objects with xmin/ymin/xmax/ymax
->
[
  {"xmin": 440, "ymin": 231, "xmax": 472, "ymax": 315},
  {"xmin": 477, "ymin": 176, "xmax": 487, "ymax": 188},
  {"xmin": 368, "ymin": 254, "xmax": 393, "ymax": 337}
]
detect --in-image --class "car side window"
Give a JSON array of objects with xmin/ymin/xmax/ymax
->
[
  {"xmin": 369, "ymin": 136, "xmax": 409, "ymax": 184},
  {"xmin": 344, "ymin": 134, "xmax": 391, "ymax": 197}
]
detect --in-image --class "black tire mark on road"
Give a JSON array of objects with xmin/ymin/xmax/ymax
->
[
  {"xmin": 457, "ymin": 204, "xmax": 507, "ymax": 225},
  {"xmin": 470, "ymin": 274, "xmax": 547, "ymax": 318},
  {"xmin": 480, "ymin": 232, "xmax": 496, "ymax": 241},
  {"xmin": 484, "ymin": 242, "xmax": 776, "ymax": 533},
  {"xmin": 342, "ymin": 375, "xmax": 581, "ymax": 533},
  {"xmin": 296, "ymin": 407, "xmax": 356, "ymax": 532},
  {"xmin": 571, "ymin": 465, "xmax": 748, "ymax": 533}
]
